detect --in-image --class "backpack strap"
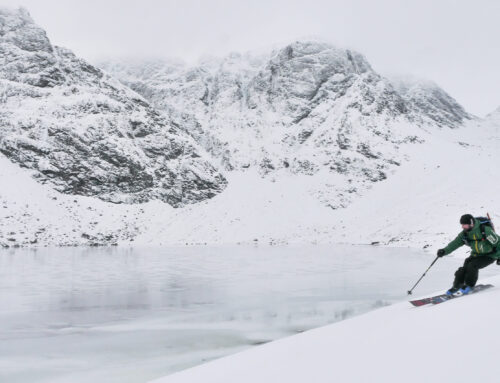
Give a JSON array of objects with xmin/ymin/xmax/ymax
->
[
  {"xmin": 480, "ymin": 223, "xmax": 486, "ymax": 241},
  {"xmin": 474, "ymin": 217, "xmax": 490, "ymax": 241}
]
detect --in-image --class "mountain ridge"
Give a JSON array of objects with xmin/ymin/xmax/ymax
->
[
  {"xmin": 100, "ymin": 40, "xmax": 471, "ymax": 209},
  {"xmin": 0, "ymin": 7, "xmax": 227, "ymax": 206}
]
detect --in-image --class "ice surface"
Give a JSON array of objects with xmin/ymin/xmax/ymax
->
[
  {"xmin": 1, "ymin": 245, "xmax": 494, "ymax": 382},
  {"xmin": 151, "ymin": 267, "xmax": 500, "ymax": 383}
]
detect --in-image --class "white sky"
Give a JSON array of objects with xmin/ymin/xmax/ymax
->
[{"xmin": 2, "ymin": 0, "xmax": 499, "ymax": 116}]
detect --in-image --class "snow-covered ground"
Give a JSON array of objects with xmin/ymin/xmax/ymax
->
[
  {"xmin": 151, "ymin": 273, "xmax": 500, "ymax": 383},
  {"xmin": 2, "ymin": 115, "xmax": 499, "ymax": 249},
  {"xmin": 135, "ymin": 116, "xmax": 500, "ymax": 248}
]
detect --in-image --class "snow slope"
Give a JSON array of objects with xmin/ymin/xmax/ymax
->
[
  {"xmin": 132, "ymin": 114, "xmax": 500, "ymax": 249},
  {"xmin": 150, "ymin": 274, "xmax": 500, "ymax": 383},
  {"xmin": 0, "ymin": 152, "xmax": 150, "ymax": 246},
  {"xmin": 2, "ymin": 113, "xmax": 500, "ymax": 248},
  {"xmin": 330, "ymin": 116, "xmax": 500, "ymax": 247}
]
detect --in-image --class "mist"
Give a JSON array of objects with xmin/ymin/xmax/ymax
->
[{"xmin": 1, "ymin": 0, "xmax": 499, "ymax": 115}]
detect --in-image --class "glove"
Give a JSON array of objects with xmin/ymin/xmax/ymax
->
[{"xmin": 437, "ymin": 249, "xmax": 446, "ymax": 257}]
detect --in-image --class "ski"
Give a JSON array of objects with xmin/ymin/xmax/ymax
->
[{"xmin": 409, "ymin": 284, "xmax": 494, "ymax": 307}]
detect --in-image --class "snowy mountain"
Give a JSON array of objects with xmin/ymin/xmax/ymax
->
[
  {"xmin": 484, "ymin": 106, "xmax": 500, "ymax": 126},
  {"xmin": 0, "ymin": 7, "xmax": 227, "ymax": 206},
  {"xmin": 389, "ymin": 75, "xmax": 473, "ymax": 128},
  {"xmin": 100, "ymin": 41, "xmax": 470, "ymax": 209},
  {"xmin": 1, "ymin": 6, "xmax": 491, "ymax": 249}
]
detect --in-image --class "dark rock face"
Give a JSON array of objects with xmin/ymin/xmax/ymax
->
[{"xmin": 0, "ymin": 7, "xmax": 226, "ymax": 206}]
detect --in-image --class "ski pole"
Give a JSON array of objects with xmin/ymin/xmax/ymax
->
[{"xmin": 407, "ymin": 256, "xmax": 439, "ymax": 295}]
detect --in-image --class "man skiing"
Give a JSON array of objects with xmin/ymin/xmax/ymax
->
[{"xmin": 437, "ymin": 214, "xmax": 500, "ymax": 295}]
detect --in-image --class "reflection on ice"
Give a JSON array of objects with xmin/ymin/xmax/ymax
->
[{"xmin": 1, "ymin": 245, "xmax": 492, "ymax": 382}]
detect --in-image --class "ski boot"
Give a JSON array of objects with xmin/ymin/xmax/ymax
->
[
  {"xmin": 460, "ymin": 285, "xmax": 473, "ymax": 295},
  {"xmin": 446, "ymin": 287, "xmax": 460, "ymax": 296}
]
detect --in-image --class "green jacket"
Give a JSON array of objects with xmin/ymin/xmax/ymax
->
[{"xmin": 443, "ymin": 218, "xmax": 500, "ymax": 259}]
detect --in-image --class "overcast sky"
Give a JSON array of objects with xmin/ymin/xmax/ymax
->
[{"xmin": 2, "ymin": 0, "xmax": 499, "ymax": 116}]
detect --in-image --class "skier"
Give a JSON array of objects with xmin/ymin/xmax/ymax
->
[{"xmin": 437, "ymin": 214, "xmax": 500, "ymax": 295}]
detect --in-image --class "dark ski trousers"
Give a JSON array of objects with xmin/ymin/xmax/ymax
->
[{"xmin": 453, "ymin": 255, "xmax": 495, "ymax": 288}]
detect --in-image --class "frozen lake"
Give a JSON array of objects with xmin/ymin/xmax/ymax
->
[{"xmin": 1, "ymin": 245, "xmax": 495, "ymax": 383}]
